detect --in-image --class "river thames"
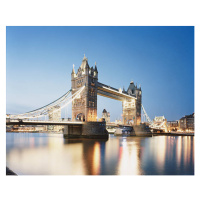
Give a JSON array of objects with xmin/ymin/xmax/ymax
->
[{"xmin": 6, "ymin": 132, "xmax": 194, "ymax": 175}]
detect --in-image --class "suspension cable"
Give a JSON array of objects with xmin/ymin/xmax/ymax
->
[
  {"xmin": 10, "ymin": 86, "xmax": 85, "ymax": 119},
  {"xmin": 141, "ymin": 104, "xmax": 152, "ymax": 123}
]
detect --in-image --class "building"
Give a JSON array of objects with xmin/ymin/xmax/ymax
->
[
  {"xmin": 153, "ymin": 116, "xmax": 166, "ymax": 122},
  {"xmin": 167, "ymin": 121, "xmax": 179, "ymax": 131},
  {"xmin": 153, "ymin": 116, "xmax": 167, "ymax": 125},
  {"xmin": 71, "ymin": 55, "xmax": 98, "ymax": 121},
  {"xmin": 102, "ymin": 109, "xmax": 110, "ymax": 123},
  {"xmin": 8, "ymin": 125, "xmax": 47, "ymax": 132},
  {"xmin": 179, "ymin": 113, "xmax": 194, "ymax": 131},
  {"xmin": 122, "ymin": 81, "xmax": 142, "ymax": 125},
  {"xmin": 153, "ymin": 116, "xmax": 167, "ymax": 132},
  {"xmin": 35, "ymin": 125, "xmax": 47, "ymax": 132}
]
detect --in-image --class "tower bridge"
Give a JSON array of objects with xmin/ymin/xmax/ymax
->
[
  {"xmin": 71, "ymin": 55, "xmax": 142, "ymax": 125},
  {"xmin": 6, "ymin": 55, "xmax": 166, "ymax": 137}
]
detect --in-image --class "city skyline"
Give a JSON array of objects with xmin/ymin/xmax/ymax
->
[{"xmin": 6, "ymin": 26, "xmax": 194, "ymax": 121}]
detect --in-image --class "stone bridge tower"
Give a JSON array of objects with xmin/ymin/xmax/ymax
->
[
  {"xmin": 71, "ymin": 55, "xmax": 98, "ymax": 121},
  {"xmin": 122, "ymin": 81, "xmax": 142, "ymax": 125}
]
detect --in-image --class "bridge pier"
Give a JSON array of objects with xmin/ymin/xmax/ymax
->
[
  {"xmin": 133, "ymin": 124, "xmax": 152, "ymax": 136},
  {"xmin": 63, "ymin": 122, "xmax": 108, "ymax": 139},
  {"xmin": 63, "ymin": 125, "xmax": 82, "ymax": 136}
]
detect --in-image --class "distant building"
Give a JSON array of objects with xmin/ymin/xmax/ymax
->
[
  {"xmin": 167, "ymin": 121, "xmax": 179, "ymax": 131},
  {"xmin": 8, "ymin": 125, "xmax": 47, "ymax": 132},
  {"xmin": 35, "ymin": 125, "xmax": 47, "ymax": 132},
  {"xmin": 179, "ymin": 113, "xmax": 194, "ymax": 131},
  {"xmin": 102, "ymin": 109, "xmax": 110, "ymax": 123},
  {"xmin": 153, "ymin": 116, "xmax": 166, "ymax": 124},
  {"xmin": 153, "ymin": 116, "xmax": 167, "ymax": 132}
]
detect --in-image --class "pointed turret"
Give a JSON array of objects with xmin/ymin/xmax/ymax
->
[
  {"xmin": 80, "ymin": 54, "xmax": 89, "ymax": 69},
  {"xmin": 94, "ymin": 61, "xmax": 98, "ymax": 71},
  {"xmin": 127, "ymin": 80, "xmax": 136, "ymax": 95},
  {"xmin": 72, "ymin": 64, "xmax": 75, "ymax": 74},
  {"xmin": 83, "ymin": 53, "xmax": 87, "ymax": 61}
]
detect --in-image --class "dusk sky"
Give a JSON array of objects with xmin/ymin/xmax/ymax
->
[{"xmin": 6, "ymin": 26, "xmax": 194, "ymax": 121}]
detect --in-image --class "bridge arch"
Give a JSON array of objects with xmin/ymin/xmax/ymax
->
[
  {"xmin": 127, "ymin": 119, "xmax": 134, "ymax": 125},
  {"xmin": 76, "ymin": 113, "xmax": 85, "ymax": 121}
]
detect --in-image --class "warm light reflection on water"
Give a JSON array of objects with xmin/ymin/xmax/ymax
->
[
  {"xmin": 6, "ymin": 133, "xmax": 194, "ymax": 175},
  {"xmin": 117, "ymin": 138, "xmax": 142, "ymax": 175},
  {"xmin": 176, "ymin": 136, "xmax": 182, "ymax": 169},
  {"xmin": 92, "ymin": 143, "xmax": 101, "ymax": 175}
]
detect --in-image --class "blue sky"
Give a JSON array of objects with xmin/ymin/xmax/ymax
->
[{"xmin": 6, "ymin": 26, "xmax": 194, "ymax": 121}]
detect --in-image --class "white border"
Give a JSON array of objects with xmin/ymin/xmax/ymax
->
[{"xmin": 0, "ymin": 0, "xmax": 199, "ymax": 200}]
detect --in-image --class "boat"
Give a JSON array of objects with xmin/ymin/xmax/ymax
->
[
  {"xmin": 106, "ymin": 126, "xmax": 116, "ymax": 134},
  {"xmin": 114, "ymin": 126, "xmax": 133, "ymax": 136}
]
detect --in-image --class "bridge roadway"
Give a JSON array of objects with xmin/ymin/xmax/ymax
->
[
  {"xmin": 6, "ymin": 119, "xmax": 109, "ymax": 139},
  {"xmin": 97, "ymin": 82, "xmax": 136, "ymax": 101},
  {"xmin": 7, "ymin": 120, "xmax": 161, "ymax": 131},
  {"xmin": 6, "ymin": 119, "xmax": 84, "ymax": 126}
]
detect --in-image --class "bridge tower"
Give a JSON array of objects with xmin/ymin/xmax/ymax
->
[
  {"xmin": 71, "ymin": 55, "xmax": 98, "ymax": 121},
  {"xmin": 122, "ymin": 81, "xmax": 142, "ymax": 125}
]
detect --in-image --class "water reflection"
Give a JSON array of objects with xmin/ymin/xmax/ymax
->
[
  {"xmin": 117, "ymin": 137, "xmax": 144, "ymax": 175},
  {"xmin": 6, "ymin": 133, "xmax": 194, "ymax": 175},
  {"xmin": 65, "ymin": 138, "xmax": 108, "ymax": 175},
  {"xmin": 141, "ymin": 136, "xmax": 194, "ymax": 175}
]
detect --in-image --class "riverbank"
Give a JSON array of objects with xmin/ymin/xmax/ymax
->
[
  {"xmin": 6, "ymin": 167, "xmax": 17, "ymax": 175},
  {"xmin": 6, "ymin": 131, "xmax": 63, "ymax": 134},
  {"xmin": 112, "ymin": 132, "xmax": 194, "ymax": 137},
  {"xmin": 153, "ymin": 132, "xmax": 194, "ymax": 136}
]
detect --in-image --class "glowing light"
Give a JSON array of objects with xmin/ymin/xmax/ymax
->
[{"xmin": 93, "ymin": 143, "xmax": 101, "ymax": 175}]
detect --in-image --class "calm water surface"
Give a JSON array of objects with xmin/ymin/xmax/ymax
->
[{"xmin": 6, "ymin": 132, "xmax": 194, "ymax": 175}]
